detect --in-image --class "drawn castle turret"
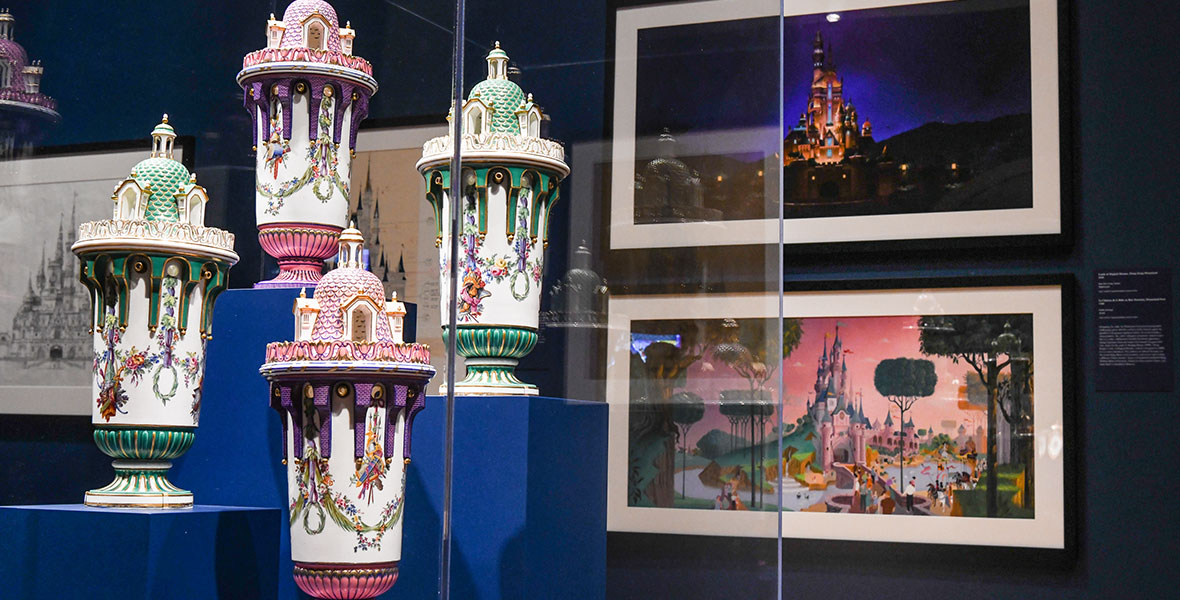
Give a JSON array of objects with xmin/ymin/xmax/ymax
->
[
  {"xmin": 0, "ymin": 204, "xmax": 89, "ymax": 363},
  {"xmin": 350, "ymin": 162, "xmax": 407, "ymax": 300}
]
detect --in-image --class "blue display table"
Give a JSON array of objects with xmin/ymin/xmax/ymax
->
[
  {"xmin": 0, "ymin": 504, "xmax": 279, "ymax": 600},
  {"xmin": 169, "ymin": 288, "xmax": 606, "ymax": 598}
]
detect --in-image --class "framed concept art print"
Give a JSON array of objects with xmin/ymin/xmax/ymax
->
[
  {"xmin": 0, "ymin": 138, "xmax": 190, "ymax": 415},
  {"xmin": 351, "ymin": 118, "xmax": 451, "ymax": 394},
  {"xmin": 608, "ymin": 0, "xmax": 1070, "ymax": 252},
  {"xmin": 605, "ymin": 275, "xmax": 1074, "ymax": 550}
]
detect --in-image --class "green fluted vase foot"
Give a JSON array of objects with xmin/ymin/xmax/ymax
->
[
  {"xmin": 445, "ymin": 326, "xmax": 539, "ymax": 396},
  {"xmin": 87, "ymin": 426, "xmax": 196, "ymax": 508},
  {"xmin": 84, "ymin": 460, "xmax": 193, "ymax": 508}
]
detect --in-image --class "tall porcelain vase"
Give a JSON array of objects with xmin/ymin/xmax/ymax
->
[
  {"xmin": 261, "ymin": 226, "xmax": 435, "ymax": 598},
  {"xmin": 238, "ymin": 0, "xmax": 377, "ymax": 288},
  {"xmin": 417, "ymin": 44, "xmax": 569, "ymax": 396},
  {"xmin": 72, "ymin": 117, "xmax": 238, "ymax": 507}
]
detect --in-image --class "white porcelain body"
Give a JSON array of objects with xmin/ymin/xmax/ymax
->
[
  {"xmin": 435, "ymin": 183, "xmax": 550, "ymax": 329},
  {"xmin": 283, "ymin": 399, "xmax": 408, "ymax": 565},
  {"xmin": 91, "ymin": 275, "xmax": 208, "ymax": 428},
  {"xmin": 254, "ymin": 92, "xmax": 354, "ymax": 229}
]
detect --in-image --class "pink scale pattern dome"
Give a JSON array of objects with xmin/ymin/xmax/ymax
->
[
  {"xmin": 279, "ymin": 0, "xmax": 342, "ymax": 52},
  {"xmin": 310, "ymin": 265, "xmax": 394, "ymax": 343}
]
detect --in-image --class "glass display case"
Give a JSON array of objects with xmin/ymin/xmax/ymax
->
[{"xmin": 0, "ymin": 0, "xmax": 1114, "ymax": 598}]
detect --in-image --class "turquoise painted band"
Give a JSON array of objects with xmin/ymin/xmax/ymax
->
[{"xmin": 93, "ymin": 427, "xmax": 195, "ymax": 460}]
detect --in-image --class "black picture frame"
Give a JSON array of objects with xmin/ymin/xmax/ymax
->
[{"xmin": 603, "ymin": 0, "xmax": 1074, "ymax": 268}]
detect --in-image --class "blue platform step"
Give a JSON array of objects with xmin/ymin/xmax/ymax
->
[
  {"xmin": 0, "ymin": 504, "xmax": 280, "ymax": 600},
  {"xmin": 398, "ymin": 394, "xmax": 608, "ymax": 600}
]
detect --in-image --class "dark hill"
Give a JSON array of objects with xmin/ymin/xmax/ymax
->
[{"xmin": 879, "ymin": 113, "xmax": 1031, "ymax": 171}]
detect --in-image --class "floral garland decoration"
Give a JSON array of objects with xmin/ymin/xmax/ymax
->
[
  {"xmin": 257, "ymin": 96, "xmax": 349, "ymax": 216},
  {"xmin": 93, "ymin": 309, "xmax": 153, "ymax": 421},
  {"xmin": 288, "ymin": 400, "xmax": 406, "ymax": 552}
]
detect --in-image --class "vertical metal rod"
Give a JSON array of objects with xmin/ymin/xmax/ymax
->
[
  {"xmin": 776, "ymin": 5, "xmax": 785, "ymax": 600},
  {"xmin": 439, "ymin": 0, "xmax": 465, "ymax": 597}
]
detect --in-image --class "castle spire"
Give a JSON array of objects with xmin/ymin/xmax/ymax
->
[
  {"xmin": 55, "ymin": 215, "xmax": 64, "ymax": 263},
  {"xmin": 812, "ymin": 30, "xmax": 825, "ymax": 71},
  {"xmin": 37, "ymin": 244, "xmax": 46, "ymax": 290},
  {"xmin": 68, "ymin": 198, "xmax": 77, "ymax": 246}
]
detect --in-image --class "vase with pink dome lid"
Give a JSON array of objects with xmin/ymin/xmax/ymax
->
[
  {"xmin": 261, "ymin": 224, "xmax": 435, "ymax": 599},
  {"xmin": 239, "ymin": 0, "xmax": 377, "ymax": 289}
]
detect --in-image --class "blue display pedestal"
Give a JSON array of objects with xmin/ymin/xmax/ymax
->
[
  {"xmin": 398, "ymin": 395, "xmax": 608, "ymax": 600},
  {"xmin": 171, "ymin": 288, "xmax": 303, "ymax": 598},
  {"xmin": 0, "ymin": 504, "xmax": 279, "ymax": 599},
  {"xmin": 168, "ymin": 288, "xmax": 605, "ymax": 598}
]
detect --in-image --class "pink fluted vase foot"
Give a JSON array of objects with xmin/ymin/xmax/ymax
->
[
  {"xmin": 292, "ymin": 563, "xmax": 400, "ymax": 599},
  {"xmin": 255, "ymin": 223, "xmax": 342, "ymax": 289}
]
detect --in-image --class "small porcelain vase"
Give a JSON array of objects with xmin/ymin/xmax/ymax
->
[
  {"xmin": 262, "ymin": 226, "xmax": 435, "ymax": 599},
  {"xmin": 238, "ymin": 0, "xmax": 377, "ymax": 288},
  {"xmin": 416, "ymin": 43, "xmax": 569, "ymax": 395},
  {"xmin": 72, "ymin": 117, "xmax": 238, "ymax": 507}
]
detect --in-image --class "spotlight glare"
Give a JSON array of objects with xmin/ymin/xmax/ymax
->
[{"xmin": 826, "ymin": 13, "xmax": 841, "ymax": 23}]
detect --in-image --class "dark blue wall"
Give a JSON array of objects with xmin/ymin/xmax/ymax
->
[{"xmin": 1, "ymin": 0, "xmax": 1177, "ymax": 597}]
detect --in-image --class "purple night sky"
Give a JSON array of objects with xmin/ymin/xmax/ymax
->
[{"xmin": 784, "ymin": 0, "xmax": 1032, "ymax": 141}]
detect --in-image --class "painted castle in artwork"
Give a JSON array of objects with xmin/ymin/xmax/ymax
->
[
  {"xmin": 350, "ymin": 163, "xmax": 407, "ymax": 301},
  {"xmin": 806, "ymin": 326, "xmax": 920, "ymax": 471}
]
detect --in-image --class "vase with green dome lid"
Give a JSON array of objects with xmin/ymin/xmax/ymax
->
[
  {"xmin": 71, "ymin": 115, "xmax": 238, "ymax": 507},
  {"xmin": 417, "ymin": 43, "xmax": 569, "ymax": 396}
]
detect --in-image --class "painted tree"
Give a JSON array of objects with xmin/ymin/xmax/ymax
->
[
  {"xmin": 873, "ymin": 357, "xmax": 937, "ymax": 497},
  {"xmin": 670, "ymin": 391, "xmax": 706, "ymax": 501},
  {"xmin": 628, "ymin": 320, "xmax": 725, "ymax": 508},
  {"xmin": 711, "ymin": 318, "xmax": 803, "ymax": 508},
  {"xmin": 918, "ymin": 315, "xmax": 1032, "ymax": 517}
]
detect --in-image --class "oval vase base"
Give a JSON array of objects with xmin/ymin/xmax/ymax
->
[
  {"xmin": 84, "ymin": 460, "xmax": 193, "ymax": 508},
  {"xmin": 293, "ymin": 563, "xmax": 400, "ymax": 600},
  {"xmin": 254, "ymin": 264, "xmax": 325, "ymax": 289},
  {"xmin": 444, "ymin": 363, "xmax": 539, "ymax": 396}
]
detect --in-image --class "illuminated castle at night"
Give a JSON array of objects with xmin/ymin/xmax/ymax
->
[{"xmin": 783, "ymin": 31, "xmax": 896, "ymax": 205}]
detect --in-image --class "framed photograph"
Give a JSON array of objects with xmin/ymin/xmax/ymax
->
[
  {"xmin": 609, "ymin": 0, "xmax": 1070, "ymax": 251},
  {"xmin": 351, "ymin": 118, "xmax": 451, "ymax": 394},
  {"xmin": 609, "ymin": 0, "xmax": 781, "ymax": 251},
  {"xmin": 606, "ymin": 275, "xmax": 1073, "ymax": 549},
  {"xmin": 0, "ymin": 138, "xmax": 191, "ymax": 415}
]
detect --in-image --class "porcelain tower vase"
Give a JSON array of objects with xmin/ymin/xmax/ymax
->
[
  {"xmin": 238, "ymin": 0, "xmax": 377, "ymax": 288},
  {"xmin": 416, "ymin": 43, "xmax": 569, "ymax": 395},
  {"xmin": 261, "ymin": 226, "xmax": 435, "ymax": 599},
  {"xmin": 72, "ymin": 116, "xmax": 238, "ymax": 507}
]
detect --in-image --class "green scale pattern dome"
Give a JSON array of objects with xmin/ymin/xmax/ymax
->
[
  {"xmin": 131, "ymin": 157, "xmax": 189, "ymax": 222},
  {"xmin": 468, "ymin": 78, "xmax": 524, "ymax": 135}
]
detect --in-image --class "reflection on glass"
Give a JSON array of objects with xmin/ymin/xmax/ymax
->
[{"xmin": 0, "ymin": 9, "xmax": 59, "ymax": 159}]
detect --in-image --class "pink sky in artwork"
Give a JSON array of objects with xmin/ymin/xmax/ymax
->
[{"xmin": 672, "ymin": 315, "xmax": 1004, "ymax": 450}]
